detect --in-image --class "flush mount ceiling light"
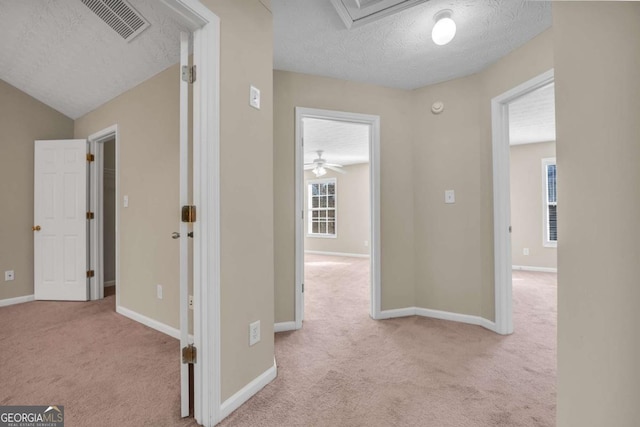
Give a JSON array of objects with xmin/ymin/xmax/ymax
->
[{"xmin": 432, "ymin": 9, "xmax": 456, "ymax": 46}]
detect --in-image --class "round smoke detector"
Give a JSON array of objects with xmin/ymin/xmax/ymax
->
[{"xmin": 431, "ymin": 101, "xmax": 445, "ymax": 114}]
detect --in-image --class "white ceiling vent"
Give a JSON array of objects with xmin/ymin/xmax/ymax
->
[
  {"xmin": 331, "ymin": 0, "xmax": 430, "ymax": 29},
  {"xmin": 81, "ymin": 0, "xmax": 150, "ymax": 42}
]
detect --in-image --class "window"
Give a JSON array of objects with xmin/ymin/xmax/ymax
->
[
  {"xmin": 308, "ymin": 178, "xmax": 336, "ymax": 237},
  {"xmin": 543, "ymin": 158, "xmax": 557, "ymax": 246}
]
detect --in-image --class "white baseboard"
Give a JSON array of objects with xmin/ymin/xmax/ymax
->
[
  {"xmin": 378, "ymin": 306, "xmax": 497, "ymax": 333},
  {"xmin": 116, "ymin": 305, "xmax": 194, "ymax": 343},
  {"xmin": 274, "ymin": 321, "xmax": 297, "ymax": 333},
  {"xmin": 304, "ymin": 250, "xmax": 370, "ymax": 258},
  {"xmin": 104, "ymin": 280, "xmax": 116, "ymax": 287},
  {"xmin": 512, "ymin": 265, "xmax": 557, "ymax": 273},
  {"xmin": 377, "ymin": 307, "xmax": 416, "ymax": 319},
  {"xmin": 0, "ymin": 294, "xmax": 35, "ymax": 308},
  {"xmin": 220, "ymin": 358, "xmax": 277, "ymax": 420}
]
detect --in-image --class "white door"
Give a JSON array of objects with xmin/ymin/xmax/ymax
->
[
  {"xmin": 178, "ymin": 31, "xmax": 191, "ymax": 418},
  {"xmin": 34, "ymin": 139, "xmax": 88, "ymax": 301}
]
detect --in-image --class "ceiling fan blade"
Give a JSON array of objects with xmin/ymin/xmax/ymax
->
[
  {"xmin": 304, "ymin": 165, "xmax": 315, "ymax": 170},
  {"xmin": 326, "ymin": 165, "xmax": 346, "ymax": 174},
  {"xmin": 324, "ymin": 163, "xmax": 343, "ymax": 167}
]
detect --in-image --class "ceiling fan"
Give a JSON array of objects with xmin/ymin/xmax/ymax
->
[{"xmin": 304, "ymin": 150, "xmax": 346, "ymax": 177}]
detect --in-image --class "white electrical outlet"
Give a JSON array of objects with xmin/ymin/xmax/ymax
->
[
  {"xmin": 156, "ymin": 284, "xmax": 163, "ymax": 299},
  {"xmin": 523, "ymin": 248, "xmax": 530, "ymax": 256},
  {"xmin": 364, "ymin": 240, "xmax": 369, "ymax": 247},
  {"xmin": 189, "ymin": 295, "xmax": 194, "ymax": 310},
  {"xmin": 445, "ymin": 190, "xmax": 455, "ymax": 204},
  {"xmin": 5, "ymin": 270, "xmax": 15, "ymax": 281},
  {"xmin": 123, "ymin": 195, "xmax": 129, "ymax": 208},
  {"xmin": 249, "ymin": 320, "xmax": 261, "ymax": 346}
]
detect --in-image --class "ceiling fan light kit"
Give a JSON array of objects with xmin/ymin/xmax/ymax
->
[{"xmin": 304, "ymin": 150, "xmax": 347, "ymax": 177}]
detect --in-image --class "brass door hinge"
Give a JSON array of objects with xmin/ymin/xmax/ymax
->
[
  {"xmin": 182, "ymin": 344, "xmax": 197, "ymax": 364},
  {"xmin": 182, "ymin": 65, "xmax": 196, "ymax": 84},
  {"xmin": 87, "ymin": 153, "xmax": 95, "ymax": 162},
  {"xmin": 87, "ymin": 211, "xmax": 94, "ymax": 220},
  {"xmin": 181, "ymin": 205, "xmax": 196, "ymax": 223},
  {"xmin": 87, "ymin": 270, "xmax": 95, "ymax": 278}
]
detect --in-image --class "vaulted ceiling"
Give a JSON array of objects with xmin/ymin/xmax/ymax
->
[{"xmin": 0, "ymin": 0, "xmax": 187, "ymax": 119}]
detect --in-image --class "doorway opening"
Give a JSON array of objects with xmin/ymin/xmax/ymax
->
[
  {"xmin": 507, "ymin": 80, "xmax": 557, "ymax": 336},
  {"xmin": 491, "ymin": 69, "xmax": 555, "ymax": 335},
  {"xmin": 294, "ymin": 107, "xmax": 381, "ymax": 330}
]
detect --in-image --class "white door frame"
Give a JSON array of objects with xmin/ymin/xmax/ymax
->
[
  {"xmin": 295, "ymin": 107, "xmax": 382, "ymax": 327},
  {"xmin": 88, "ymin": 125, "xmax": 119, "ymax": 305},
  {"xmin": 491, "ymin": 68, "xmax": 554, "ymax": 335}
]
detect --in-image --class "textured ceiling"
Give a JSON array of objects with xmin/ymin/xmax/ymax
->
[
  {"xmin": 303, "ymin": 118, "xmax": 370, "ymax": 166},
  {"xmin": 509, "ymin": 83, "xmax": 556, "ymax": 145},
  {"xmin": 273, "ymin": 0, "xmax": 552, "ymax": 90},
  {"xmin": 0, "ymin": 0, "xmax": 187, "ymax": 119}
]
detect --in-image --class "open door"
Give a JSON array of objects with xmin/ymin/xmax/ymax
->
[
  {"xmin": 34, "ymin": 139, "xmax": 89, "ymax": 301},
  {"xmin": 178, "ymin": 31, "xmax": 192, "ymax": 419}
]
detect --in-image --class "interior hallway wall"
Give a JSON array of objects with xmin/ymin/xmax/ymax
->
[
  {"xmin": 200, "ymin": 0, "xmax": 275, "ymax": 401},
  {"xmin": 0, "ymin": 79, "xmax": 74, "ymax": 302},
  {"xmin": 554, "ymin": 2, "xmax": 640, "ymax": 425},
  {"xmin": 74, "ymin": 64, "xmax": 181, "ymax": 329},
  {"xmin": 274, "ymin": 70, "xmax": 416, "ymax": 322}
]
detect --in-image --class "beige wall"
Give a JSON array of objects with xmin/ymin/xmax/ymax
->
[
  {"xmin": 554, "ymin": 2, "xmax": 640, "ymax": 426},
  {"xmin": 275, "ymin": 30, "xmax": 554, "ymax": 323},
  {"xmin": 103, "ymin": 138, "xmax": 116, "ymax": 284},
  {"xmin": 510, "ymin": 141, "xmax": 557, "ymax": 269},
  {"xmin": 304, "ymin": 163, "xmax": 370, "ymax": 256},
  {"xmin": 75, "ymin": 0, "xmax": 275, "ymax": 402},
  {"xmin": 411, "ymin": 73, "xmax": 487, "ymax": 316},
  {"xmin": 274, "ymin": 70, "xmax": 416, "ymax": 322},
  {"xmin": 74, "ymin": 64, "xmax": 181, "ymax": 328},
  {"xmin": 0, "ymin": 79, "xmax": 74, "ymax": 302},
  {"xmin": 200, "ymin": 0, "xmax": 274, "ymax": 401}
]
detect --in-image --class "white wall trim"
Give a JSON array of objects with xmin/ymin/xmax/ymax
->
[
  {"xmin": 116, "ymin": 305, "xmax": 194, "ymax": 343},
  {"xmin": 491, "ymin": 69, "xmax": 555, "ymax": 336},
  {"xmin": 512, "ymin": 265, "xmax": 558, "ymax": 273},
  {"xmin": 117, "ymin": 305, "xmax": 181, "ymax": 339},
  {"xmin": 104, "ymin": 281, "xmax": 116, "ymax": 287},
  {"xmin": 274, "ymin": 321, "xmax": 297, "ymax": 333},
  {"xmin": 377, "ymin": 307, "xmax": 416, "ymax": 319},
  {"xmin": 295, "ymin": 107, "xmax": 382, "ymax": 329},
  {"xmin": 304, "ymin": 250, "xmax": 370, "ymax": 259},
  {"xmin": 378, "ymin": 306, "xmax": 497, "ymax": 333},
  {"xmin": 220, "ymin": 359, "xmax": 277, "ymax": 420},
  {"xmin": 0, "ymin": 294, "xmax": 35, "ymax": 308}
]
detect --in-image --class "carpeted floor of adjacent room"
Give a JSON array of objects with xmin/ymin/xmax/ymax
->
[{"xmin": 0, "ymin": 254, "xmax": 556, "ymax": 426}]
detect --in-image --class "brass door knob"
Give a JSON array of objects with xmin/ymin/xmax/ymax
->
[{"xmin": 32, "ymin": 225, "xmax": 41, "ymax": 231}]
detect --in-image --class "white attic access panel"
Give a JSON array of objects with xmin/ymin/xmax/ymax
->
[{"xmin": 331, "ymin": 0, "xmax": 429, "ymax": 29}]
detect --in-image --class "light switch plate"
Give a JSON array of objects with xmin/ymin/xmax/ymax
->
[
  {"xmin": 249, "ymin": 85, "xmax": 260, "ymax": 109},
  {"xmin": 445, "ymin": 190, "xmax": 455, "ymax": 204}
]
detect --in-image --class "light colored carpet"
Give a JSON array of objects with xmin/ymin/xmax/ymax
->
[
  {"xmin": 220, "ymin": 255, "xmax": 556, "ymax": 426},
  {"xmin": 0, "ymin": 258, "xmax": 556, "ymax": 426},
  {"xmin": 0, "ymin": 296, "xmax": 198, "ymax": 427}
]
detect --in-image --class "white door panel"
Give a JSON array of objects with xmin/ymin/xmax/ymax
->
[
  {"xmin": 179, "ymin": 31, "xmax": 191, "ymax": 418},
  {"xmin": 34, "ymin": 139, "xmax": 88, "ymax": 301}
]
